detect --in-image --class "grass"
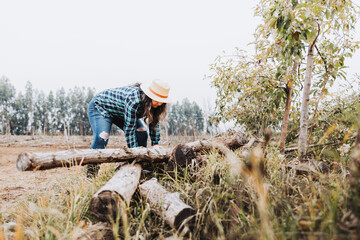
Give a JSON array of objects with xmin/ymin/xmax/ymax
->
[{"xmin": 0, "ymin": 139, "xmax": 359, "ymax": 239}]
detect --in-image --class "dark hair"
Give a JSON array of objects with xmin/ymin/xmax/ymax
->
[{"xmin": 132, "ymin": 83, "xmax": 167, "ymax": 129}]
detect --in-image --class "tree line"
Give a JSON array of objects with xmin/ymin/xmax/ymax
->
[{"xmin": 0, "ymin": 76, "xmax": 212, "ymax": 136}]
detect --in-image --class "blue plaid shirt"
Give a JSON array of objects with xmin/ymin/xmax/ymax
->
[{"xmin": 94, "ymin": 86, "xmax": 160, "ymax": 148}]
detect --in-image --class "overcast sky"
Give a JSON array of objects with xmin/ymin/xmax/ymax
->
[{"xmin": 1, "ymin": 1, "xmax": 359, "ymax": 108}]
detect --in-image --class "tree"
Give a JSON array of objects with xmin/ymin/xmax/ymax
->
[
  {"xmin": 47, "ymin": 91, "xmax": 56, "ymax": 135},
  {"xmin": 209, "ymin": 51, "xmax": 292, "ymax": 136},
  {"xmin": 10, "ymin": 92, "xmax": 28, "ymax": 134},
  {"xmin": 32, "ymin": 90, "xmax": 48, "ymax": 134},
  {"xmin": 167, "ymin": 99, "xmax": 204, "ymax": 136},
  {"xmin": 55, "ymin": 87, "xmax": 70, "ymax": 134},
  {"xmin": 0, "ymin": 76, "xmax": 16, "ymax": 134},
  {"xmin": 24, "ymin": 81, "xmax": 34, "ymax": 134},
  {"xmin": 255, "ymin": 0, "xmax": 359, "ymax": 158},
  {"xmin": 210, "ymin": 0, "xmax": 359, "ymax": 157}
]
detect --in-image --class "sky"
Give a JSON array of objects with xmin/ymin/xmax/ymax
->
[{"xmin": 0, "ymin": 0, "xmax": 359, "ymax": 109}]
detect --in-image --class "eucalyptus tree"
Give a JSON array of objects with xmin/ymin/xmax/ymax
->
[
  {"xmin": 47, "ymin": 91, "xmax": 56, "ymax": 135},
  {"xmin": 256, "ymin": 0, "xmax": 359, "ymax": 158},
  {"xmin": 32, "ymin": 90, "xmax": 48, "ymax": 134},
  {"xmin": 11, "ymin": 92, "xmax": 28, "ymax": 134},
  {"xmin": 210, "ymin": 0, "xmax": 359, "ymax": 157},
  {"xmin": 0, "ymin": 76, "xmax": 16, "ymax": 134},
  {"xmin": 167, "ymin": 99, "xmax": 204, "ymax": 136},
  {"xmin": 24, "ymin": 81, "xmax": 34, "ymax": 133},
  {"xmin": 55, "ymin": 87, "xmax": 70, "ymax": 134}
]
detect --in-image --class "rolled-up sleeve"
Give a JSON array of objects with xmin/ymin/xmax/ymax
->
[
  {"xmin": 149, "ymin": 123, "xmax": 160, "ymax": 146},
  {"xmin": 123, "ymin": 98, "xmax": 139, "ymax": 148}
]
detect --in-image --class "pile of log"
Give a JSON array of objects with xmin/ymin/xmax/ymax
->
[{"xmin": 16, "ymin": 132, "xmax": 250, "ymax": 237}]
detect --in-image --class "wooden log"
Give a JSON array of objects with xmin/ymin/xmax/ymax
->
[
  {"xmin": 168, "ymin": 140, "xmax": 244, "ymax": 179},
  {"xmin": 17, "ymin": 133, "xmax": 246, "ymax": 172},
  {"xmin": 139, "ymin": 178, "xmax": 196, "ymax": 234},
  {"xmin": 224, "ymin": 131, "xmax": 249, "ymax": 150},
  {"xmin": 89, "ymin": 164, "xmax": 142, "ymax": 222},
  {"xmin": 16, "ymin": 147, "xmax": 171, "ymax": 171}
]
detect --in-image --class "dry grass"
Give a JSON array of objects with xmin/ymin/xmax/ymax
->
[{"xmin": 0, "ymin": 135, "xmax": 359, "ymax": 239}]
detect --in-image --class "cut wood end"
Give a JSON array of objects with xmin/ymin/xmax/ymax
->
[
  {"xmin": 16, "ymin": 152, "xmax": 32, "ymax": 171},
  {"xmin": 174, "ymin": 208, "xmax": 196, "ymax": 233},
  {"xmin": 90, "ymin": 190, "xmax": 125, "ymax": 222}
]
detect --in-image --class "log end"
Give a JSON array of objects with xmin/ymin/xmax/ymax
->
[
  {"xmin": 174, "ymin": 207, "xmax": 196, "ymax": 234},
  {"xmin": 167, "ymin": 144, "xmax": 196, "ymax": 172},
  {"xmin": 90, "ymin": 191, "xmax": 125, "ymax": 222},
  {"xmin": 225, "ymin": 132, "xmax": 249, "ymax": 150},
  {"xmin": 16, "ymin": 152, "xmax": 32, "ymax": 171}
]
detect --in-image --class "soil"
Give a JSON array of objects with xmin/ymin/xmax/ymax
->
[
  {"xmin": 0, "ymin": 135, "xmax": 127, "ymax": 212},
  {"xmin": 0, "ymin": 134, "xmax": 195, "ymax": 213}
]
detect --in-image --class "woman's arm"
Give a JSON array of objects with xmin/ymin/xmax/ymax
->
[{"xmin": 149, "ymin": 123, "xmax": 160, "ymax": 146}]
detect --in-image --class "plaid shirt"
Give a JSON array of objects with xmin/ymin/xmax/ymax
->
[{"xmin": 94, "ymin": 86, "xmax": 160, "ymax": 148}]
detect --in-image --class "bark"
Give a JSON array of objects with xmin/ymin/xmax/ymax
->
[
  {"xmin": 139, "ymin": 178, "xmax": 196, "ymax": 234},
  {"xmin": 16, "ymin": 147, "xmax": 171, "ymax": 171},
  {"xmin": 167, "ymin": 140, "xmax": 244, "ymax": 179},
  {"xmin": 17, "ymin": 134, "xmax": 246, "ymax": 173},
  {"xmin": 279, "ymin": 57, "xmax": 298, "ymax": 154},
  {"xmin": 298, "ymin": 25, "xmax": 320, "ymax": 159},
  {"xmin": 89, "ymin": 164, "xmax": 142, "ymax": 222},
  {"xmin": 355, "ymin": 130, "xmax": 360, "ymax": 147},
  {"xmin": 298, "ymin": 44, "xmax": 315, "ymax": 159},
  {"xmin": 223, "ymin": 131, "xmax": 249, "ymax": 150}
]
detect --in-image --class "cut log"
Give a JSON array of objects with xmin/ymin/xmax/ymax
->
[
  {"xmin": 224, "ymin": 131, "xmax": 249, "ymax": 150},
  {"xmin": 16, "ymin": 147, "xmax": 171, "ymax": 171},
  {"xmin": 89, "ymin": 164, "xmax": 142, "ymax": 222},
  {"xmin": 17, "ymin": 133, "xmax": 246, "ymax": 173},
  {"xmin": 168, "ymin": 140, "xmax": 244, "ymax": 179},
  {"xmin": 139, "ymin": 178, "xmax": 196, "ymax": 235}
]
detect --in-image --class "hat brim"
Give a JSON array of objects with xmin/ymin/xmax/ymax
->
[{"xmin": 140, "ymin": 83, "xmax": 171, "ymax": 103}]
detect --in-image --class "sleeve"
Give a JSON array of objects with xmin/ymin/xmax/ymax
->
[
  {"xmin": 149, "ymin": 123, "xmax": 160, "ymax": 146},
  {"xmin": 123, "ymin": 98, "xmax": 139, "ymax": 148}
]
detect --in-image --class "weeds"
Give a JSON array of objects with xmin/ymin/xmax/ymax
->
[{"xmin": 0, "ymin": 141, "xmax": 359, "ymax": 239}]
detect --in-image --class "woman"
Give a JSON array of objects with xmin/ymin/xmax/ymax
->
[{"xmin": 87, "ymin": 79, "xmax": 170, "ymax": 177}]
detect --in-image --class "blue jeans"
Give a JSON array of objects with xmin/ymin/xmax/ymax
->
[{"xmin": 88, "ymin": 97, "xmax": 148, "ymax": 149}]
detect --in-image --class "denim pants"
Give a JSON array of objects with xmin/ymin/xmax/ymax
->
[{"xmin": 88, "ymin": 97, "xmax": 148, "ymax": 149}]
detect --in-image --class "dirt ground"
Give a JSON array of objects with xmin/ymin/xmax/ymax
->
[
  {"xmin": 0, "ymin": 134, "xmax": 193, "ymax": 213},
  {"xmin": 0, "ymin": 135, "xmax": 129, "ymax": 212}
]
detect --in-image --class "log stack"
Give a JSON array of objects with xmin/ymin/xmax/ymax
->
[{"xmin": 16, "ymin": 132, "xmax": 250, "ymax": 237}]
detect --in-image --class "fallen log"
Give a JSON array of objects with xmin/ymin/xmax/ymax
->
[
  {"xmin": 16, "ymin": 147, "xmax": 171, "ymax": 171},
  {"xmin": 139, "ymin": 178, "xmax": 196, "ymax": 235},
  {"xmin": 16, "ymin": 133, "xmax": 246, "ymax": 173},
  {"xmin": 168, "ymin": 140, "xmax": 244, "ymax": 179},
  {"xmin": 89, "ymin": 163, "xmax": 142, "ymax": 222}
]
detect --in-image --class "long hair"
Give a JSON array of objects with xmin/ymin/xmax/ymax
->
[{"xmin": 132, "ymin": 83, "xmax": 167, "ymax": 129}]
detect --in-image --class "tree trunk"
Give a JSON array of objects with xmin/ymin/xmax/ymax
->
[
  {"xmin": 298, "ymin": 44, "xmax": 315, "ymax": 159},
  {"xmin": 280, "ymin": 57, "xmax": 298, "ymax": 154},
  {"xmin": 139, "ymin": 178, "xmax": 196, "ymax": 234},
  {"xmin": 90, "ymin": 164, "xmax": 142, "ymax": 222},
  {"xmin": 17, "ymin": 147, "xmax": 172, "ymax": 171}
]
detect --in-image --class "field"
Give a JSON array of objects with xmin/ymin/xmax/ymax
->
[{"xmin": 0, "ymin": 134, "xmax": 359, "ymax": 239}]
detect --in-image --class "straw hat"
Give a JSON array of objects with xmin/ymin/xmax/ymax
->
[{"xmin": 140, "ymin": 79, "xmax": 171, "ymax": 103}]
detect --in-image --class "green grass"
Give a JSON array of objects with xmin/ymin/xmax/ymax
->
[{"xmin": 0, "ymin": 145, "xmax": 359, "ymax": 239}]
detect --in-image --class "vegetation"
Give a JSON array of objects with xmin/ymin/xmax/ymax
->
[
  {"xmin": 167, "ymin": 98, "xmax": 205, "ymax": 136},
  {"xmin": 1, "ymin": 1, "xmax": 360, "ymax": 239},
  {"xmin": 1, "ymin": 133, "xmax": 359, "ymax": 239},
  {"xmin": 0, "ymin": 77, "xmax": 209, "ymax": 137}
]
